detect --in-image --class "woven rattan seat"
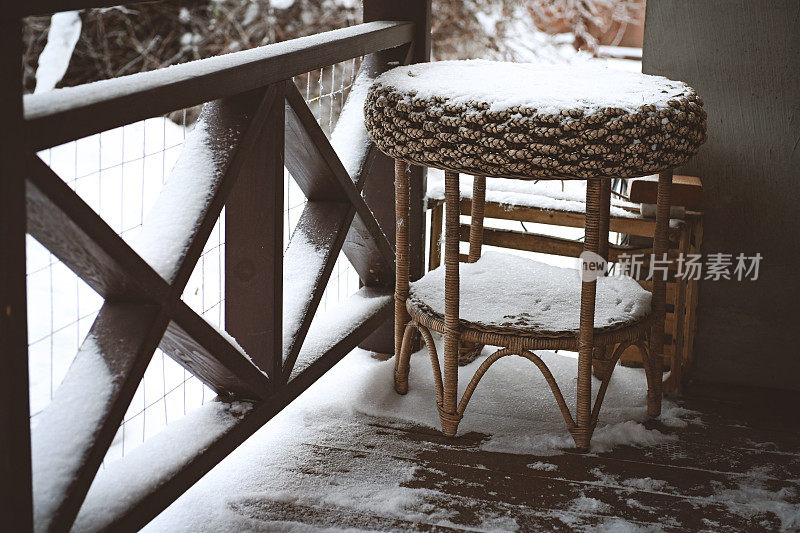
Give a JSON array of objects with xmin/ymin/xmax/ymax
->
[
  {"xmin": 407, "ymin": 252, "xmax": 651, "ymax": 343},
  {"xmin": 365, "ymin": 60, "xmax": 706, "ymax": 180}
]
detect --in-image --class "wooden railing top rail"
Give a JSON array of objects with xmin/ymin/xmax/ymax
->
[{"xmin": 24, "ymin": 20, "xmax": 413, "ymax": 150}]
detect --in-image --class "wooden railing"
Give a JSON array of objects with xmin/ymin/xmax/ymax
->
[{"xmin": 0, "ymin": 1, "xmax": 431, "ymax": 531}]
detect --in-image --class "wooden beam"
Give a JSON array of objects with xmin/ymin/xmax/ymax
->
[
  {"xmin": 363, "ymin": 0, "xmax": 431, "ymax": 63},
  {"xmin": 0, "ymin": 6, "xmax": 32, "ymax": 531},
  {"xmin": 31, "ymin": 303, "xmax": 167, "ymax": 532},
  {"xmin": 281, "ymin": 201, "xmax": 353, "ymax": 380},
  {"xmin": 284, "ymin": 81, "xmax": 395, "ymax": 285},
  {"xmin": 27, "ymin": 85, "xmax": 281, "ymax": 303},
  {"xmin": 282, "ymin": 47, "xmax": 414, "ymax": 376},
  {"xmin": 468, "ymin": 225, "xmax": 640, "ymax": 262},
  {"xmin": 629, "ymin": 175, "xmax": 702, "ymax": 209},
  {"xmin": 26, "ymin": 158, "xmax": 168, "ymax": 302},
  {"xmin": 358, "ymin": 3, "xmax": 430, "ymax": 353},
  {"xmin": 466, "ymin": 225, "xmax": 681, "ymax": 262},
  {"xmin": 452, "ymin": 198, "xmax": 676, "ymax": 239},
  {"xmin": 71, "ymin": 398, "xmax": 256, "ymax": 533},
  {"xmin": 163, "ymin": 302, "xmax": 271, "ymax": 399},
  {"xmin": 166, "ymin": 86, "xmax": 282, "ymax": 292},
  {"xmin": 361, "ymin": 0, "xmax": 430, "ymax": 278},
  {"xmin": 288, "ymin": 288, "xmax": 393, "ymax": 385},
  {"xmin": 72, "ymin": 288, "xmax": 391, "ymax": 532},
  {"xmin": 24, "ymin": 21, "xmax": 414, "ymax": 150},
  {"xmin": 27, "ymin": 158, "xmax": 272, "ymax": 401},
  {"xmin": 283, "ymin": 101, "xmax": 347, "ymax": 202},
  {"xmin": 225, "ymin": 84, "xmax": 285, "ymax": 380}
]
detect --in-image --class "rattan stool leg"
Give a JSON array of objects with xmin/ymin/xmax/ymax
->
[
  {"xmin": 467, "ymin": 175, "xmax": 486, "ymax": 263},
  {"xmin": 571, "ymin": 178, "xmax": 604, "ymax": 451},
  {"xmin": 458, "ymin": 175, "xmax": 487, "ymax": 366},
  {"xmin": 647, "ymin": 169, "xmax": 673, "ymax": 416},
  {"xmin": 394, "ymin": 323, "xmax": 416, "ymax": 395},
  {"xmin": 592, "ymin": 179, "xmax": 613, "ymax": 379},
  {"xmin": 440, "ymin": 170, "xmax": 463, "ymax": 436},
  {"xmin": 393, "ymin": 159, "xmax": 411, "ymax": 394}
]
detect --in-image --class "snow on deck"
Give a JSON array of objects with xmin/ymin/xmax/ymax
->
[{"xmin": 133, "ymin": 337, "xmax": 800, "ymax": 531}]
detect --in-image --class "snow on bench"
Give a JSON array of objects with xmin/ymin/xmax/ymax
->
[{"xmin": 426, "ymin": 169, "xmax": 643, "ymax": 219}]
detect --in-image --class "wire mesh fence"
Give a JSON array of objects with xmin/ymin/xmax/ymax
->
[{"xmin": 27, "ymin": 58, "xmax": 364, "ymax": 464}]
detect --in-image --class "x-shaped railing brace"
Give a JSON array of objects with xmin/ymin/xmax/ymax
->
[{"xmin": 25, "ymin": 44, "xmax": 406, "ymax": 528}]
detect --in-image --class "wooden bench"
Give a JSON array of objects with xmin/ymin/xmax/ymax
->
[{"xmin": 426, "ymin": 174, "xmax": 703, "ymax": 393}]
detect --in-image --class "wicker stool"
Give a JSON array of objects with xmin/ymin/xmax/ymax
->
[{"xmin": 364, "ymin": 60, "xmax": 706, "ymax": 450}]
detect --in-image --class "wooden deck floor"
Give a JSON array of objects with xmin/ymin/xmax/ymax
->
[
  {"xmin": 205, "ymin": 386, "xmax": 799, "ymax": 532},
  {"xmin": 146, "ymin": 349, "xmax": 800, "ymax": 533}
]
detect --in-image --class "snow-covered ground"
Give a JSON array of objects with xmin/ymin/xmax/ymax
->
[
  {"xmin": 138, "ymin": 343, "xmax": 800, "ymax": 532},
  {"xmin": 144, "ymin": 345, "xmax": 689, "ymax": 531}
]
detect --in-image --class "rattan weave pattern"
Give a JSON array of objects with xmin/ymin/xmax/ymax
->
[{"xmin": 364, "ymin": 70, "xmax": 707, "ymax": 180}]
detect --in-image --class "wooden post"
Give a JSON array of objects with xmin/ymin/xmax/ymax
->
[
  {"xmin": 225, "ymin": 83, "xmax": 285, "ymax": 385},
  {"xmin": 359, "ymin": 0, "xmax": 431, "ymax": 353},
  {"xmin": 0, "ymin": 7, "xmax": 33, "ymax": 531}
]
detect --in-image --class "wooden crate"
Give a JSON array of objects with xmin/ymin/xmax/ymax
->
[{"xmin": 426, "ymin": 177, "xmax": 703, "ymax": 393}]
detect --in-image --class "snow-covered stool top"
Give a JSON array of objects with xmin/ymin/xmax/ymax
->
[
  {"xmin": 364, "ymin": 60, "xmax": 707, "ymax": 180},
  {"xmin": 408, "ymin": 252, "xmax": 652, "ymax": 338}
]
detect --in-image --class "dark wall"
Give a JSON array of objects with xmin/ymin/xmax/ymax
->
[{"xmin": 643, "ymin": 1, "xmax": 800, "ymax": 391}]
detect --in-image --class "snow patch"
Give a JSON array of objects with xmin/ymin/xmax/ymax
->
[
  {"xmin": 527, "ymin": 461, "xmax": 558, "ymax": 472},
  {"xmin": 270, "ymin": 0, "xmax": 295, "ymax": 9},
  {"xmin": 375, "ymin": 60, "xmax": 693, "ymax": 116},
  {"xmin": 35, "ymin": 11, "xmax": 82, "ymax": 94},
  {"xmin": 409, "ymin": 251, "xmax": 651, "ymax": 334},
  {"xmin": 701, "ymin": 480, "xmax": 800, "ymax": 531},
  {"xmin": 135, "ymin": 112, "xmax": 228, "ymax": 281},
  {"xmin": 330, "ymin": 69, "xmax": 374, "ymax": 179},
  {"xmin": 620, "ymin": 477, "xmax": 669, "ymax": 492},
  {"xmin": 32, "ymin": 334, "xmax": 113, "ymax": 530},
  {"xmin": 427, "ymin": 169, "xmax": 641, "ymax": 218},
  {"xmin": 571, "ymin": 494, "xmax": 612, "ymax": 514}
]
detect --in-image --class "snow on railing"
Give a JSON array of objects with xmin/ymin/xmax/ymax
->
[{"xmin": 27, "ymin": 58, "xmax": 363, "ymax": 463}]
